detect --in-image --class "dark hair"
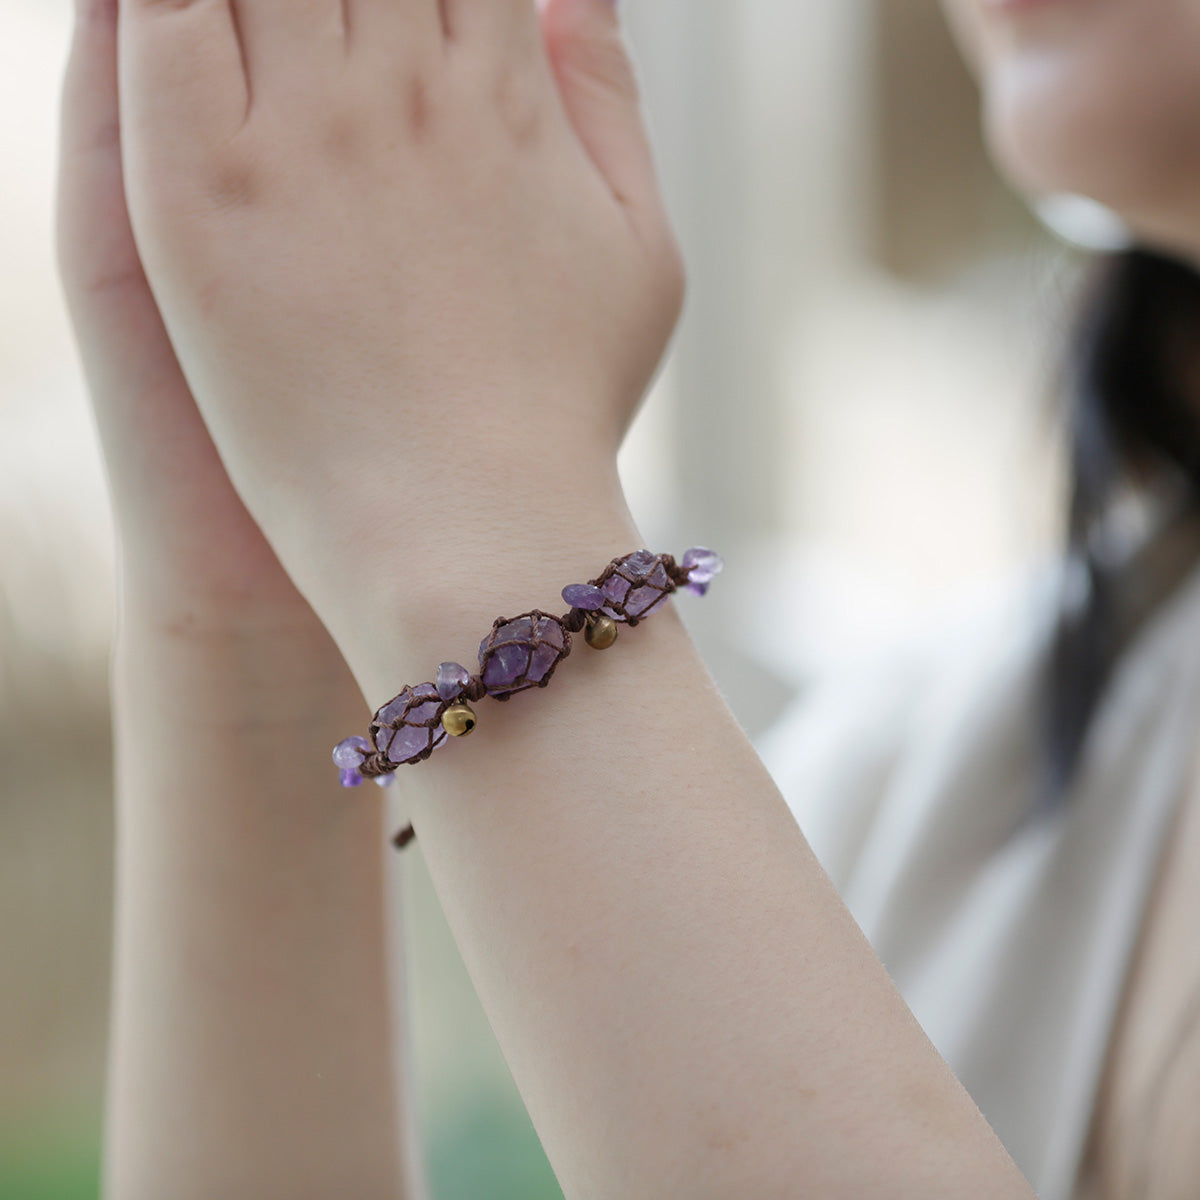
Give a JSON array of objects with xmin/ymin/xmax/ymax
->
[{"xmin": 1044, "ymin": 247, "xmax": 1200, "ymax": 805}]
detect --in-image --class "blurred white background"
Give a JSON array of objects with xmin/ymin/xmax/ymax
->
[{"xmin": 0, "ymin": 0, "xmax": 1083, "ymax": 1193}]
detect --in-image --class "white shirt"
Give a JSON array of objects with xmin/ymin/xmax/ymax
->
[{"xmin": 753, "ymin": 561, "xmax": 1200, "ymax": 1200}]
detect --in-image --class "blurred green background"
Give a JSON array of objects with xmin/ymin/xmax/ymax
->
[{"xmin": 0, "ymin": 1105, "xmax": 563, "ymax": 1200}]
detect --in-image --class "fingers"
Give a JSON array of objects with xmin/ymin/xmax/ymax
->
[
  {"xmin": 123, "ymin": 0, "xmax": 446, "ymax": 124},
  {"xmin": 60, "ymin": 0, "xmax": 162, "ymax": 346},
  {"xmin": 59, "ymin": 0, "xmax": 203, "ymax": 486},
  {"xmin": 118, "ymin": 0, "xmax": 249, "ymax": 145},
  {"xmin": 541, "ymin": 0, "xmax": 663, "ymax": 222},
  {"xmin": 231, "ymin": 0, "xmax": 347, "ymax": 99},
  {"xmin": 343, "ymin": 0, "xmax": 445, "ymax": 64},
  {"xmin": 443, "ymin": 0, "xmax": 542, "ymax": 62}
]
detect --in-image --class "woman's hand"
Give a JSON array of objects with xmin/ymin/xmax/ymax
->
[
  {"xmin": 58, "ymin": 0, "xmax": 351, "ymax": 636},
  {"xmin": 59, "ymin": 10, "xmax": 425, "ymax": 1196},
  {"xmin": 115, "ymin": 0, "xmax": 685, "ymax": 638}
]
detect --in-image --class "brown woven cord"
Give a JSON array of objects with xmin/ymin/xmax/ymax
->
[{"xmin": 352, "ymin": 551, "xmax": 697, "ymax": 850}]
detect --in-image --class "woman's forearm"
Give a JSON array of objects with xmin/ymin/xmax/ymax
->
[
  {"xmin": 337, "ymin": 497, "xmax": 1037, "ymax": 1200},
  {"xmin": 103, "ymin": 595, "xmax": 421, "ymax": 1200}
]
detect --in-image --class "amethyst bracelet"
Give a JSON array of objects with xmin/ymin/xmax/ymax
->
[{"xmin": 332, "ymin": 546, "xmax": 724, "ymax": 850}]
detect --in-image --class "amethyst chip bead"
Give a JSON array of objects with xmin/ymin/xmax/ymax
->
[
  {"xmin": 681, "ymin": 546, "xmax": 724, "ymax": 597},
  {"xmin": 333, "ymin": 735, "xmax": 371, "ymax": 788},
  {"xmin": 436, "ymin": 661, "xmax": 471, "ymax": 702},
  {"xmin": 562, "ymin": 583, "xmax": 605, "ymax": 611},
  {"xmin": 333, "ymin": 735, "xmax": 371, "ymax": 769}
]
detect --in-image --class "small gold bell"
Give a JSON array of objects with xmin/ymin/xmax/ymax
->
[
  {"xmin": 584, "ymin": 612, "xmax": 619, "ymax": 649},
  {"xmin": 441, "ymin": 702, "xmax": 477, "ymax": 737}
]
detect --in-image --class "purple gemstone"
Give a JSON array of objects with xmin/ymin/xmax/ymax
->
[
  {"xmin": 374, "ymin": 773, "xmax": 396, "ymax": 788},
  {"xmin": 626, "ymin": 588, "xmax": 671, "ymax": 618},
  {"xmin": 529, "ymin": 640, "xmax": 562, "ymax": 680},
  {"xmin": 333, "ymin": 735, "xmax": 371, "ymax": 770},
  {"xmin": 685, "ymin": 579, "xmax": 710, "ymax": 597},
  {"xmin": 623, "ymin": 563, "xmax": 672, "ymax": 618},
  {"xmin": 623, "ymin": 549, "xmax": 660, "ymax": 579},
  {"xmin": 602, "ymin": 574, "xmax": 632, "ymax": 604},
  {"xmin": 340, "ymin": 767, "xmax": 364, "ymax": 788},
  {"xmin": 374, "ymin": 683, "xmax": 448, "ymax": 765},
  {"xmin": 562, "ymin": 583, "xmax": 605, "ymax": 611},
  {"xmin": 483, "ymin": 643, "xmax": 528, "ymax": 690},
  {"xmin": 599, "ymin": 554, "xmax": 674, "ymax": 621},
  {"xmin": 479, "ymin": 614, "xmax": 567, "ymax": 696},
  {"xmin": 682, "ymin": 547, "xmax": 724, "ymax": 586},
  {"xmin": 383, "ymin": 720, "xmax": 447, "ymax": 764},
  {"xmin": 436, "ymin": 661, "xmax": 471, "ymax": 703},
  {"xmin": 381, "ymin": 724, "xmax": 427, "ymax": 763}
]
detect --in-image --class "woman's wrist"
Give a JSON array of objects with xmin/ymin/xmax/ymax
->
[
  {"xmin": 326, "ymin": 472, "xmax": 644, "ymax": 706},
  {"xmin": 107, "ymin": 593, "xmax": 415, "ymax": 1199},
  {"xmin": 114, "ymin": 458, "xmax": 639, "ymax": 735},
  {"xmin": 116, "ymin": 555, "xmax": 334, "ymax": 638},
  {"xmin": 115, "ymin": 583, "xmax": 366, "ymax": 734}
]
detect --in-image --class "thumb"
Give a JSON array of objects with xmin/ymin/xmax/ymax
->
[{"xmin": 541, "ymin": 0, "xmax": 664, "ymax": 226}]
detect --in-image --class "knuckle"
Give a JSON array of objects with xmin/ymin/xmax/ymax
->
[
  {"xmin": 573, "ymin": 30, "xmax": 639, "ymax": 101},
  {"xmin": 127, "ymin": 0, "xmax": 211, "ymax": 11},
  {"xmin": 63, "ymin": 257, "xmax": 148, "ymax": 304},
  {"xmin": 193, "ymin": 130, "xmax": 267, "ymax": 214},
  {"xmin": 654, "ymin": 231, "xmax": 688, "ymax": 320},
  {"xmin": 204, "ymin": 153, "xmax": 259, "ymax": 212},
  {"xmin": 124, "ymin": 140, "xmax": 265, "ymax": 269},
  {"xmin": 403, "ymin": 72, "xmax": 437, "ymax": 142},
  {"xmin": 492, "ymin": 68, "xmax": 545, "ymax": 147},
  {"xmin": 72, "ymin": 0, "xmax": 118, "ymax": 24},
  {"xmin": 321, "ymin": 104, "xmax": 367, "ymax": 164},
  {"xmin": 337, "ymin": 70, "xmax": 438, "ymax": 155}
]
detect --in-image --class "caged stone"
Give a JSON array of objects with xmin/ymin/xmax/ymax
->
[
  {"xmin": 600, "ymin": 551, "xmax": 673, "ymax": 622},
  {"xmin": 479, "ymin": 614, "xmax": 569, "ymax": 697},
  {"xmin": 372, "ymin": 683, "xmax": 449, "ymax": 765}
]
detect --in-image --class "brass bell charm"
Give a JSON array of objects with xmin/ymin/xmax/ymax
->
[
  {"xmin": 441, "ymin": 701, "xmax": 477, "ymax": 737},
  {"xmin": 584, "ymin": 612, "xmax": 619, "ymax": 650}
]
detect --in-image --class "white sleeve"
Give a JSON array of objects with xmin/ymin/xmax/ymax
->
[{"xmin": 751, "ymin": 648, "xmax": 934, "ymax": 895}]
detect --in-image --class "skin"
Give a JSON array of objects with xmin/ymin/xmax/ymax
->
[
  {"xmin": 59, "ymin": 0, "xmax": 1048, "ymax": 1196},
  {"xmin": 59, "ymin": 2, "xmax": 420, "ymax": 1195},
  {"xmin": 940, "ymin": 0, "xmax": 1200, "ymax": 256}
]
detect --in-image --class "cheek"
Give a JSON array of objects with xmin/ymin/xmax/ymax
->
[{"xmin": 980, "ymin": 2, "xmax": 1200, "ymax": 212}]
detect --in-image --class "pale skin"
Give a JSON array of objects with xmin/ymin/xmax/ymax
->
[
  {"xmin": 59, "ymin": 3, "xmax": 419, "ymax": 1196},
  {"xmin": 58, "ymin": 0, "xmax": 1200, "ymax": 1196}
]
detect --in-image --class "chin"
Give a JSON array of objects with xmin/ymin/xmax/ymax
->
[{"xmin": 978, "ymin": 45, "xmax": 1200, "ymax": 257}]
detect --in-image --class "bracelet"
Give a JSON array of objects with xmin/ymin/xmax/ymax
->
[{"xmin": 332, "ymin": 546, "xmax": 724, "ymax": 850}]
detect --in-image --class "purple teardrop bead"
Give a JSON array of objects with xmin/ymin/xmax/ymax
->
[
  {"xmin": 340, "ymin": 767, "xmax": 364, "ymax": 787},
  {"xmin": 436, "ymin": 661, "xmax": 471, "ymax": 702},
  {"xmin": 333, "ymin": 735, "xmax": 371, "ymax": 769},
  {"xmin": 682, "ymin": 546, "xmax": 724, "ymax": 585}
]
